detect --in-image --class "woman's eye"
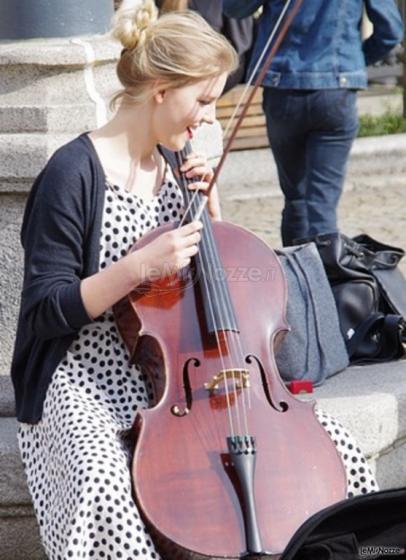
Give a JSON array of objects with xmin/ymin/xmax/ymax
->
[{"xmin": 198, "ymin": 100, "xmax": 211, "ymax": 106}]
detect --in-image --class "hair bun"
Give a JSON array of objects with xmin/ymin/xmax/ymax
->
[{"xmin": 113, "ymin": 1, "xmax": 158, "ymax": 51}]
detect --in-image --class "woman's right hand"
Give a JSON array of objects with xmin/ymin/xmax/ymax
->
[
  {"xmin": 135, "ymin": 220, "xmax": 203, "ymax": 282},
  {"xmin": 80, "ymin": 221, "xmax": 203, "ymax": 320}
]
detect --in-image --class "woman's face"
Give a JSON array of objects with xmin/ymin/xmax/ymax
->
[{"xmin": 152, "ymin": 72, "xmax": 228, "ymax": 151}]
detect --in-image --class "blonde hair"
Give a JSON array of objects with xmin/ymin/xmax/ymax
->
[{"xmin": 111, "ymin": 0, "xmax": 238, "ymax": 108}]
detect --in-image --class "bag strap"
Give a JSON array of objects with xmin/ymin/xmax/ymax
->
[
  {"xmin": 353, "ymin": 233, "xmax": 405, "ymax": 268},
  {"xmin": 373, "ymin": 267, "xmax": 406, "ymax": 320},
  {"xmin": 347, "ymin": 312, "xmax": 405, "ymax": 363}
]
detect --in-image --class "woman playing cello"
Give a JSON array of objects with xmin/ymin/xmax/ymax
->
[{"xmin": 12, "ymin": 2, "xmax": 376, "ymax": 558}]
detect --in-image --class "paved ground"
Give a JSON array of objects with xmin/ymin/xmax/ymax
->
[{"xmin": 221, "ymin": 161, "xmax": 406, "ymax": 276}]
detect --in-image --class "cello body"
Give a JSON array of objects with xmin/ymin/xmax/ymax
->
[{"xmin": 114, "ymin": 220, "xmax": 347, "ymax": 559}]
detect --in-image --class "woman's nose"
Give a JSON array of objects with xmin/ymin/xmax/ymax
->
[{"xmin": 202, "ymin": 104, "xmax": 216, "ymax": 125}]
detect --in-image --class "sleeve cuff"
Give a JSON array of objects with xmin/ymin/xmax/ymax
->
[{"xmin": 62, "ymin": 280, "xmax": 93, "ymax": 330}]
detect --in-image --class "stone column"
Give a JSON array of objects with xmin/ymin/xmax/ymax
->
[
  {"xmin": 0, "ymin": 35, "xmax": 121, "ymax": 374},
  {"xmin": 0, "ymin": 0, "xmax": 114, "ymax": 39},
  {"xmin": 0, "ymin": 33, "xmax": 120, "ymax": 560}
]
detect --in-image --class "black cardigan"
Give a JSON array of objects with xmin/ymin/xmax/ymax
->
[
  {"xmin": 11, "ymin": 134, "xmax": 106, "ymax": 423},
  {"xmin": 12, "ymin": 133, "xmax": 186, "ymax": 423}
]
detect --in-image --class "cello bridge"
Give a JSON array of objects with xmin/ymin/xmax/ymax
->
[{"xmin": 204, "ymin": 369, "xmax": 250, "ymax": 393}]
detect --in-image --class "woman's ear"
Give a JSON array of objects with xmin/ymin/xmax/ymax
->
[
  {"xmin": 153, "ymin": 80, "xmax": 166, "ymax": 105},
  {"xmin": 153, "ymin": 88, "xmax": 167, "ymax": 104}
]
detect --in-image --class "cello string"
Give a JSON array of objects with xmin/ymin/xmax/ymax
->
[
  {"xmin": 186, "ymin": 192, "xmax": 244, "ymax": 438},
  {"xmin": 179, "ymin": 148, "xmax": 252, "ymax": 432},
  {"xmin": 197, "ymin": 215, "xmax": 246, "ymax": 433},
  {"xmin": 196, "ymin": 205, "xmax": 251, "ymax": 436},
  {"xmin": 175, "ymin": 151, "xmax": 239, "ymax": 437},
  {"xmin": 178, "ymin": 150, "xmax": 250, "ymax": 433},
  {"xmin": 177, "ymin": 149, "xmax": 251, "ymax": 436},
  {"xmin": 179, "ymin": 157, "xmax": 254, "ymax": 438},
  {"xmin": 178, "ymin": 186, "xmax": 200, "ymax": 228},
  {"xmin": 180, "ymin": 162, "xmax": 250, "ymax": 437}
]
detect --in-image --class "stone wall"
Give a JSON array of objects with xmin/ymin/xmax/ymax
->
[{"xmin": 0, "ymin": 36, "xmax": 121, "ymax": 376}]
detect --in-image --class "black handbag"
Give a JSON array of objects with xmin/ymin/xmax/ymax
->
[{"xmin": 300, "ymin": 232, "xmax": 406, "ymax": 363}]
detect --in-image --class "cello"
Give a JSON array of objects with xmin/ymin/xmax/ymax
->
[{"xmin": 113, "ymin": 1, "xmax": 347, "ymax": 557}]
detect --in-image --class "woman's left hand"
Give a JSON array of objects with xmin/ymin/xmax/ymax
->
[{"xmin": 180, "ymin": 152, "xmax": 222, "ymax": 221}]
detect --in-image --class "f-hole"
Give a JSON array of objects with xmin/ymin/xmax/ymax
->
[
  {"xmin": 170, "ymin": 357, "xmax": 199, "ymax": 417},
  {"xmin": 246, "ymin": 354, "xmax": 288, "ymax": 413}
]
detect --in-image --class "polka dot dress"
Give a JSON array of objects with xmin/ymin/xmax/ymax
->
[
  {"xmin": 18, "ymin": 166, "xmax": 376, "ymax": 560},
  {"xmin": 18, "ymin": 167, "xmax": 183, "ymax": 560},
  {"xmin": 315, "ymin": 408, "xmax": 377, "ymax": 497}
]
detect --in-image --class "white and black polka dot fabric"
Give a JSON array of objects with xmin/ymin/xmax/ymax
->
[
  {"xmin": 315, "ymin": 408, "xmax": 377, "ymax": 497},
  {"xmin": 18, "ymin": 167, "xmax": 376, "ymax": 559},
  {"xmin": 18, "ymin": 168, "xmax": 183, "ymax": 560}
]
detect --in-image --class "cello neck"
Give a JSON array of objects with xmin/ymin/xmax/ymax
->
[{"xmin": 176, "ymin": 145, "xmax": 238, "ymax": 335}]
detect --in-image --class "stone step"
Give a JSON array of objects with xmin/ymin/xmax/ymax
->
[
  {"xmin": 219, "ymin": 133, "xmax": 406, "ymax": 201},
  {"xmin": 0, "ymin": 376, "xmax": 15, "ymax": 417},
  {"xmin": 0, "ymin": 104, "xmax": 98, "ymax": 134},
  {"xmin": 0, "ymin": 417, "xmax": 31, "ymax": 505},
  {"xmin": 2, "ymin": 358, "xmax": 406, "ymax": 559},
  {"xmin": 357, "ymin": 89, "xmax": 403, "ymax": 116},
  {"xmin": 315, "ymin": 359, "xmax": 406, "ymax": 490},
  {"xmin": 0, "ymin": 507, "xmax": 46, "ymax": 560},
  {"xmin": 0, "ymin": 415, "xmax": 45, "ymax": 560}
]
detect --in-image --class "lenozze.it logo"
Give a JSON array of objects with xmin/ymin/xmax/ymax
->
[{"xmin": 359, "ymin": 545, "xmax": 405, "ymax": 558}]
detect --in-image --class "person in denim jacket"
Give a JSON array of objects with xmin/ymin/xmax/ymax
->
[{"xmin": 223, "ymin": 0, "xmax": 404, "ymax": 246}]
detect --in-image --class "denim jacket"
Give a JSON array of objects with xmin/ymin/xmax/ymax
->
[{"xmin": 223, "ymin": 0, "xmax": 404, "ymax": 89}]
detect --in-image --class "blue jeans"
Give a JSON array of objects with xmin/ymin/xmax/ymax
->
[{"xmin": 263, "ymin": 88, "xmax": 359, "ymax": 246}]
